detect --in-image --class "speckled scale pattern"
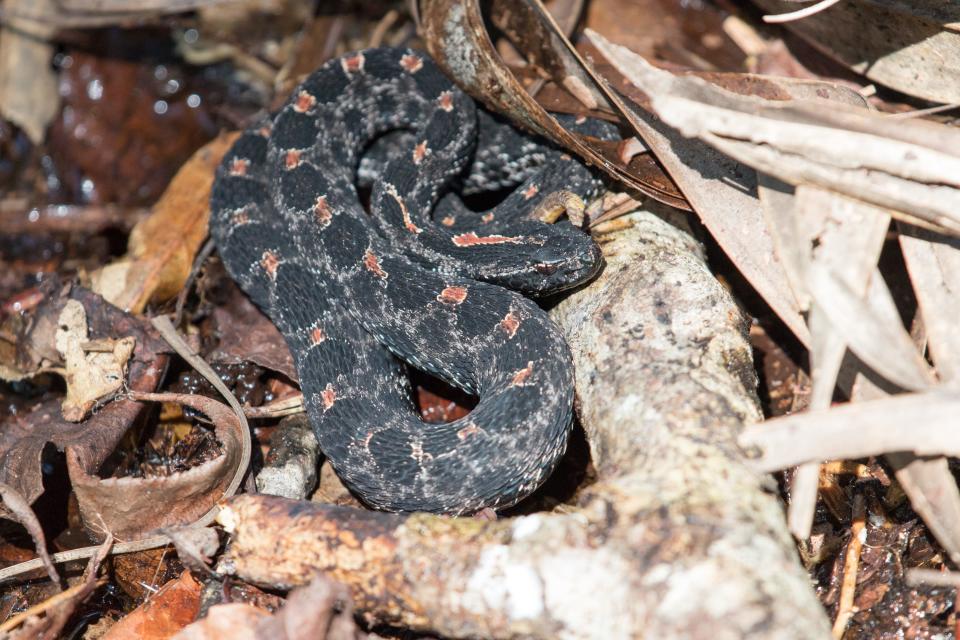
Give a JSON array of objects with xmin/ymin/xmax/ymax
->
[{"xmin": 209, "ymin": 47, "xmax": 611, "ymax": 514}]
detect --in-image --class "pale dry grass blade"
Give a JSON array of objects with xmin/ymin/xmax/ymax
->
[
  {"xmin": 808, "ymin": 266, "xmax": 934, "ymax": 390},
  {"xmin": 741, "ymin": 390, "xmax": 960, "ymax": 470}
]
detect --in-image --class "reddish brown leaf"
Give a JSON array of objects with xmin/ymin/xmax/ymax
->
[
  {"xmin": 102, "ymin": 571, "xmax": 202, "ymax": 640},
  {"xmin": 209, "ymin": 280, "xmax": 297, "ymax": 382}
]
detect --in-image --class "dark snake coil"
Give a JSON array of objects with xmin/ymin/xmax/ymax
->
[{"xmin": 209, "ymin": 47, "xmax": 611, "ymax": 514}]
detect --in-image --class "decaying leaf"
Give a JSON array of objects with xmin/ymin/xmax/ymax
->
[
  {"xmin": 55, "ymin": 299, "xmax": 136, "ymax": 422},
  {"xmin": 100, "ymin": 571, "xmax": 202, "ymax": 640},
  {"xmin": 0, "ymin": 0, "xmax": 58, "ymax": 143},
  {"xmin": 0, "ymin": 282, "xmax": 167, "ymax": 510},
  {"xmin": 751, "ymin": 0, "xmax": 960, "ymax": 104},
  {"xmin": 69, "ymin": 391, "xmax": 243, "ymax": 543},
  {"xmin": 89, "ymin": 133, "xmax": 239, "ymax": 314}
]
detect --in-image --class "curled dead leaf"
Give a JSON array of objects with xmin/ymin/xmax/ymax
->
[
  {"xmin": 70, "ymin": 392, "xmax": 244, "ymax": 543},
  {"xmin": 418, "ymin": 0, "xmax": 689, "ymax": 209}
]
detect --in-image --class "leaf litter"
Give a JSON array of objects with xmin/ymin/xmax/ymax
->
[{"xmin": 2, "ymin": 0, "xmax": 960, "ymax": 638}]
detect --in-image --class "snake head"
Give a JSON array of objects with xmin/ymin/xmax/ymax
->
[
  {"xmin": 529, "ymin": 231, "xmax": 604, "ymax": 295},
  {"xmin": 484, "ymin": 221, "xmax": 603, "ymax": 296}
]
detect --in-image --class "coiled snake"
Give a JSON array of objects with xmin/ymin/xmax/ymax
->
[{"xmin": 209, "ymin": 47, "xmax": 610, "ymax": 513}]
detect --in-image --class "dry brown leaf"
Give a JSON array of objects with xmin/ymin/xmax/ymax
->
[
  {"xmin": 751, "ymin": 0, "xmax": 960, "ymax": 104},
  {"xmin": 887, "ymin": 226, "xmax": 960, "ymax": 565},
  {"xmin": 69, "ymin": 392, "xmax": 244, "ymax": 542},
  {"xmin": 90, "ymin": 132, "xmax": 239, "ymax": 314},
  {"xmin": 900, "ymin": 228, "xmax": 960, "ymax": 383},
  {"xmin": 809, "ymin": 266, "xmax": 935, "ymax": 391},
  {"xmin": 740, "ymin": 390, "xmax": 960, "ymax": 470},
  {"xmin": 0, "ymin": 0, "xmax": 58, "ymax": 143},
  {"xmin": 55, "ymin": 299, "xmax": 136, "ymax": 422},
  {"xmin": 208, "ymin": 280, "xmax": 297, "ymax": 381},
  {"xmin": 102, "ymin": 571, "xmax": 202, "ymax": 640}
]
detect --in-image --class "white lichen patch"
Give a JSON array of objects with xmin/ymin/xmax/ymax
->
[
  {"xmin": 442, "ymin": 4, "xmax": 478, "ymax": 85},
  {"xmin": 539, "ymin": 549, "xmax": 635, "ymax": 640},
  {"xmin": 510, "ymin": 513, "xmax": 543, "ymax": 540},
  {"xmin": 463, "ymin": 545, "xmax": 545, "ymax": 622}
]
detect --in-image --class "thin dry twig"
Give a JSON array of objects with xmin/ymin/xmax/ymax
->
[
  {"xmin": 367, "ymin": 8, "xmax": 399, "ymax": 48},
  {"xmin": 885, "ymin": 104, "xmax": 960, "ymax": 120},
  {"xmin": 906, "ymin": 568, "xmax": 960, "ymax": 588},
  {"xmin": 243, "ymin": 394, "xmax": 304, "ymax": 419},
  {"xmin": 832, "ymin": 495, "xmax": 865, "ymax": 638}
]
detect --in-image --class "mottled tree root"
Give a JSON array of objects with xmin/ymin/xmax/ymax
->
[{"xmin": 218, "ymin": 208, "xmax": 831, "ymax": 639}]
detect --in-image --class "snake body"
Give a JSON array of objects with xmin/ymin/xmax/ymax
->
[{"xmin": 209, "ymin": 47, "xmax": 609, "ymax": 513}]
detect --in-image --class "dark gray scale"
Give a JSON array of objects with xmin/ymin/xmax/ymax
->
[{"xmin": 209, "ymin": 47, "xmax": 604, "ymax": 514}]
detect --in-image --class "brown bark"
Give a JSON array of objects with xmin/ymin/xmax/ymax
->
[{"xmin": 218, "ymin": 207, "xmax": 831, "ymax": 639}]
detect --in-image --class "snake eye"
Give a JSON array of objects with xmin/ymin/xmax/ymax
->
[{"xmin": 534, "ymin": 261, "xmax": 559, "ymax": 276}]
